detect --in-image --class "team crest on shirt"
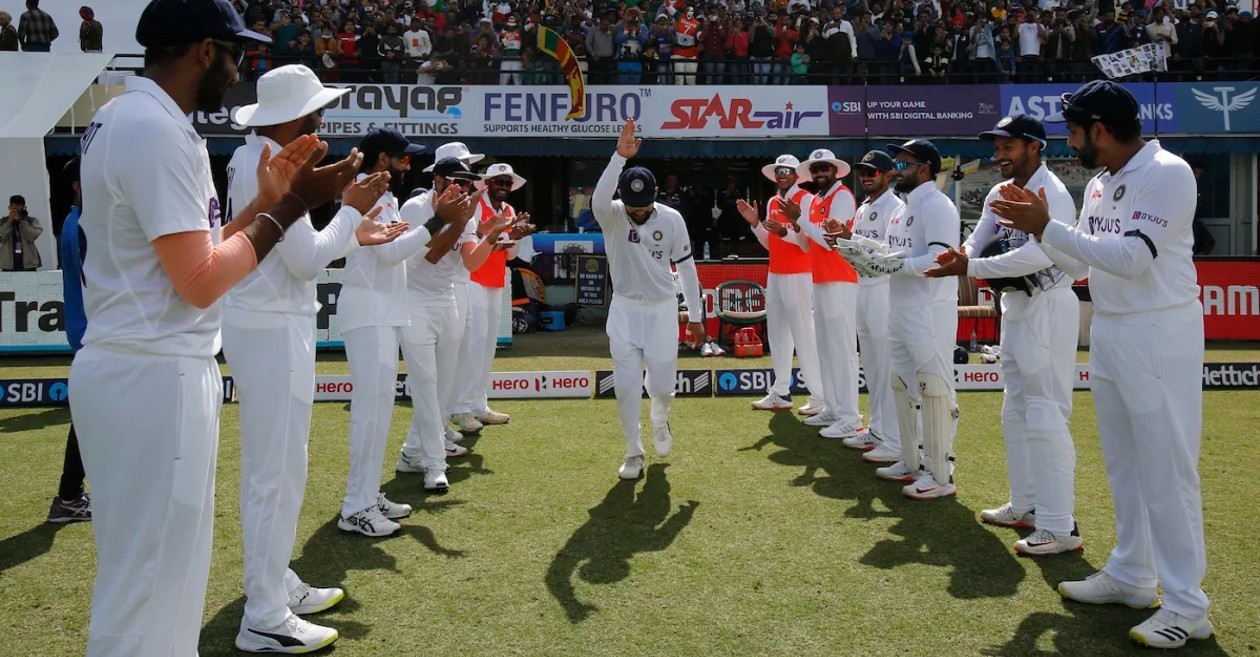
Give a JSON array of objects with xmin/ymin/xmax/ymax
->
[
  {"xmin": 652, "ymin": 230, "xmax": 663, "ymax": 241},
  {"xmin": 629, "ymin": 228, "xmax": 640, "ymax": 243},
  {"xmin": 208, "ymin": 197, "xmax": 221, "ymax": 228},
  {"xmin": 906, "ymin": 215, "xmax": 914, "ymax": 227},
  {"xmin": 1113, "ymin": 185, "xmax": 1126, "ymax": 202},
  {"xmin": 869, "ymin": 211, "xmax": 877, "ymax": 221}
]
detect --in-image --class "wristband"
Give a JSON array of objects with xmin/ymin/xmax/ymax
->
[{"xmin": 258, "ymin": 212, "xmax": 285, "ymax": 242}]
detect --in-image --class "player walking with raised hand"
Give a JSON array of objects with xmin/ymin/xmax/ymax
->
[
  {"xmin": 736, "ymin": 154, "xmax": 823, "ymax": 415},
  {"xmin": 927, "ymin": 114, "xmax": 1089, "ymax": 556},
  {"xmin": 595, "ymin": 119, "xmax": 704, "ymax": 480},
  {"xmin": 71, "ymin": 1, "xmax": 360, "ymax": 652},
  {"xmin": 222, "ymin": 64, "xmax": 409, "ymax": 653},
  {"xmin": 992, "ymin": 81, "xmax": 1213, "ymax": 649}
]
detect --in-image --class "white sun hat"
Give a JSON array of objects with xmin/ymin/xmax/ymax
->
[
  {"xmin": 231, "ymin": 65, "xmax": 350, "ymax": 128},
  {"xmin": 795, "ymin": 147, "xmax": 852, "ymax": 179},
  {"xmin": 422, "ymin": 142, "xmax": 486, "ymax": 172},
  {"xmin": 761, "ymin": 154, "xmax": 801, "ymax": 182},
  {"xmin": 475, "ymin": 162, "xmax": 527, "ymax": 191}
]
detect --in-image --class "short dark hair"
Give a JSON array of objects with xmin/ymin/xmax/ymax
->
[
  {"xmin": 143, "ymin": 43, "xmax": 196, "ymax": 69},
  {"xmin": 1103, "ymin": 116, "xmax": 1143, "ymax": 142},
  {"xmin": 9, "ymin": 195, "xmax": 25, "ymax": 206}
]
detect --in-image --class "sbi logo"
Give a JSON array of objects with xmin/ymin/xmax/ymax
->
[
  {"xmin": 718, "ymin": 372, "xmax": 738, "ymax": 391},
  {"xmin": 831, "ymin": 101, "xmax": 861, "ymax": 114},
  {"xmin": 49, "ymin": 382, "xmax": 68, "ymax": 402}
]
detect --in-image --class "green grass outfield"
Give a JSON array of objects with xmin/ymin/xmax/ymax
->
[{"xmin": 1, "ymin": 330, "xmax": 1258, "ymax": 656}]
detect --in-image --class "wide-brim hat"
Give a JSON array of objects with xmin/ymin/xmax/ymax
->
[
  {"xmin": 423, "ymin": 142, "xmax": 486, "ymax": 172},
  {"xmin": 232, "ymin": 65, "xmax": 349, "ymax": 127},
  {"xmin": 796, "ymin": 147, "xmax": 851, "ymax": 179},
  {"xmin": 761, "ymin": 154, "xmax": 801, "ymax": 182},
  {"xmin": 476, "ymin": 162, "xmax": 527, "ymax": 191}
]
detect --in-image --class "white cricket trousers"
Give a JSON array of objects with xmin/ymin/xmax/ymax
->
[
  {"xmin": 500, "ymin": 59, "xmax": 522, "ymax": 85},
  {"xmin": 812, "ymin": 282, "xmax": 861, "ymax": 426},
  {"xmin": 889, "ymin": 300, "xmax": 958, "ymax": 479},
  {"xmin": 222, "ymin": 312, "xmax": 315, "ymax": 629},
  {"xmin": 453, "ymin": 282, "xmax": 503, "ymax": 417},
  {"xmin": 401, "ymin": 303, "xmax": 462, "ymax": 469},
  {"xmin": 69, "ymin": 346, "xmax": 221, "ymax": 657},
  {"xmin": 998, "ymin": 286, "xmax": 1079, "ymax": 535},
  {"xmin": 342, "ymin": 325, "xmax": 403, "ymax": 518},
  {"xmin": 1092, "ymin": 300, "xmax": 1209, "ymax": 619},
  {"xmin": 765, "ymin": 272, "xmax": 821, "ymax": 402},
  {"xmin": 607, "ymin": 295, "xmax": 678, "ymax": 457},
  {"xmin": 857, "ymin": 279, "xmax": 899, "ymax": 451},
  {"xmin": 672, "ymin": 55, "xmax": 698, "ymax": 84}
]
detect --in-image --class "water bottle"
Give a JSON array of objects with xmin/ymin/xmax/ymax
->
[
  {"xmin": 703, "ymin": 243, "xmax": 711, "ymax": 261},
  {"xmin": 970, "ymin": 328, "xmax": 978, "ymax": 353}
]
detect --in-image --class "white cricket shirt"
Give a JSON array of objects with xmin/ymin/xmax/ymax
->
[
  {"xmin": 337, "ymin": 180, "xmax": 412, "ymax": 332},
  {"xmin": 593, "ymin": 154, "xmax": 700, "ymax": 313},
  {"xmin": 224, "ymin": 134, "xmax": 363, "ymax": 321},
  {"xmin": 398, "ymin": 191, "xmax": 477, "ymax": 307},
  {"xmin": 854, "ymin": 187, "xmax": 905, "ymax": 287},
  {"xmin": 77, "ymin": 76, "xmax": 223, "ymax": 357},
  {"xmin": 888, "ymin": 181, "xmax": 960, "ymax": 308},
  {"xmin": 1041, "ymin": 140, "xmax": 1199, "ymax": 315}
]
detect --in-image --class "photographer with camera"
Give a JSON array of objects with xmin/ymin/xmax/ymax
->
[{"xmin": 2, "ymin": 194, "xmax": 42, "ymax": 271}]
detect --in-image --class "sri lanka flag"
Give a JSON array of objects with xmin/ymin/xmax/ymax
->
[{"xmin": 536, "ymin": 26, "xmax": 585, "ymax": 120}]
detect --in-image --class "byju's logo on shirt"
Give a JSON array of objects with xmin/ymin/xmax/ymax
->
[{"xmin": 628, "ymin": 228, "xmax": 640, "ymax": 243}]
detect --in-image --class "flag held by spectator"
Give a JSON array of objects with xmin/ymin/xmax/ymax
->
[{"xmin": 536, "ymin": 26, "xmax": 585, "ymax": 120}]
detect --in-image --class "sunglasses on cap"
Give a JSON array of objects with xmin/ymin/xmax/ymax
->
[
  {"xmin": 893, "ymin": 160, "xmax": 927, "ymax": 171},
  {"xmin": 809, "ymin": 163, "xmax": 835, "ymax": 173},
  {"xmin": 212, "ymin": 39, "xmax": 247, "ymax": 69},
  {"xmin": 774, "ymin": 166, "xmax": 795, "ymax": 176}
]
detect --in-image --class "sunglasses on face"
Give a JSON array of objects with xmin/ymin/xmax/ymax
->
[
  {"xmin": 389, "ymin": 154, "xmax": 410, "ymax": 166},
  {"xmin": 447, "ymin": 177, "xmax": 476, "ymax": 187},
  {"xmin": 487, "ymin": 177, "xmax": 514, "ymax": 187},
  {"xmin": 774, "ymin": 167, "xmax": 795, "ymax": 176},
  {"xmin": 809, "ymin": 164, "xmax": 835, "ymax": 174},
  {"xmin": 858, "ymin": 168, "xmax": 882, "ymax": 177},
  {"xmin": 893, "ymin": 160, "xmax": 926, "ymax": 171},
  {"xmin": 212, "ymin": 39, "xmax": 246, "ymax": 69}
]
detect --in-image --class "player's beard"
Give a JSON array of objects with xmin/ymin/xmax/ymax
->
[
  {"xmin": 387, "ymin": 162, "xmax": 409, "ymax": 196},
  {"xmin": 893, "ymin": 171, "xmax": 920, "ymax": 195},
  {"xmin": 195, "ymin": 55, "xmax": 235, "ymax": 115},
  {"xmin": 1075, "ymin": 132, "xmax": 1101, "ymax": 170}
]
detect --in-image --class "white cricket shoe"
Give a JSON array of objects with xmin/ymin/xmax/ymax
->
[
  {"xmin": 820, "ymin": 420, "xmax": 865, "ymax": 440},
  {"xmin": 875, "ymin": 461, "xmax": 919, "ymax": 482},
  {"xmin": 902, "ymin": 472, "xmax": 957, "ymax": 500},
  {"xmin": 861, "ymin": 444, "xmax": 901, "ymax": 464},
  {"xmin": 841, "ymin": 429, "xmax": 876, "ymax": 450},
  {"xmin": 709, "ymin": 342, "xmax": 727, "ymax": 356},
  {"xmin": 751, "ymin": 393, "xmax": 793, "ymax": 411},
  {"xmin": 337, "ymin": 506, "xmax": 400, "ymax": 537},
  {"xmin": 1129, "ymin": 609, "xmax": 1213, "ymax": 649},
  {"xmin": 1058, "ymin": 571, "xmax": 1160, "ymax": 608},
  {"xmin": 700, "ymin": 342, "xmax": 716, "ymax": 357},
  {"xmin": 395, "ymin": 450, "xmax": 424, "ymax": 474},
  {"xmin": 236, "ymin": 614, "xmax": 338, "ymax": 654},
  {"xmin": 444, "ymin": 437, "xmax": 469, "ymax": 458},
  {"xmin": 797, "ymin": 400, "xmax": 824, "ymax": 416},
  {"xmin": 376, "ymin": 493, "xmax": 412, "ymax": 519},
  {"xmin": 288, "ymin": 582, "xmax": 345, "ymax": 615},
  {"xmin": 618, "ymin": 455, "xmax": 644, "ymax": 480},
  {"xmin": 653, "ymin": 423, "xmax": 673, "ymax": 458},
  {"xmin": 477, "ymin": 409, "xmax": 510, "ymax": 425},
  {"xmin": 423, "ymin": 468, "xmax": 450, "ymax": 494},
  {"xmin": 980, "ymin": 502, "xmax": 1037, "ymax": 529},
  {"xmin": 446, "ymin": 426, "xmax": 465, "ymax": 444},
  {"xmin": 803, "ymin": 413, "xmax": 839, "ymax": 427},
  {"xmin": 1015, "ymin": 526, "xmax": 1084, "ymax": 557},
  {"xmin": 452, "ymin": 413, "xmax": 483, "ymax": 434}
]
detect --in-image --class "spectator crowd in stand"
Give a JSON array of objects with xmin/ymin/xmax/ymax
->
[{"xmin": 218, "ymin": 0, "xmax": 1257, "ymax": 85}]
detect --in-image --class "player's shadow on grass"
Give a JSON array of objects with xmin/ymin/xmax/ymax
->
[
  {"xmin": 0, "ymin": 408, "xmax": 69, "ymax": 433},
  {"xmin": 984, "ymin": 605, "xmax": 1231, "ymax": 656},
  {"xmin": 0, "ymin": 523, "xmax": 67, "ymax": 576},
  {"xmin": 545, "ymin": 463, "xmax": 699, "ymax": 623}
]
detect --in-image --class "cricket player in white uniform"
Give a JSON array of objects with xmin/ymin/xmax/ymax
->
[
  {"xmin": 842, "ymin": 150, "xmax": 904, "ymax": 464},
  {"xmin": 223, "ymin": 65, "xmax": 409, "ymax": 653},
  {"xmin": 735, "ymin": 155, "xmax": 823, "ymax": 415},
  {"xmin": 395, "ymin": 158, "xmax": 516, "ymax": 494},
  {"xmin": 992, "ymin": 80, "xmax": 1213, "ymax": 649},
  {"xmin": 450, "ymin": 163, "xmax": 532, "ymax": 429},
  {"xmin": 928, "ymin": 114, "xmax": 1090, "ymax": 556},
  {"xmin": 595, "ymin": 120, "xmax": 705, "ymax": 479},
  {"xmin": 71, "ymin": 1, "xmax": 359, "ymax": 652},
  {"xmin": 784, "ymin": 149, "xmax": 864, "ymax": 439},
  {"xmin": 868, "ymin": 140, "xmax": 961, "ymax": 500}
]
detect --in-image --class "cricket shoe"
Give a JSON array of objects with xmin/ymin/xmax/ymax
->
[
  {"xmin": 444, "ymin": 437, "xmax": 469, "ymax": 458},
  {"xmin": 796, "ymin": 400, "xmax": 824, "ymax": 416},
  {"xmin": 709, "ymin": 342, "xmax": 727, "ymax": 356},
  {"xmin": 288, "ymin": 582, "xmax": 345, "ymax": 615},
  {"xmin": 841, "ymin": 429, "xmax": 876, "ymax": 450},
  {"xmin": 452, "ymin": 413, "xmax": 483, "ymax": 434},
  {"xmin": 1058, "ymin": 571, "xmax": 1160, "ymax": 608},
  {"xmin": 395, "ymin": 450, "xmax": 424, "ymax": 474},
  {"xmin": 1130, "ymin": 609, "xmax": 1213, "ymax": 649},
  {"xmin": 980, "ymin": 503, "xmax": 1036, "ymax": 529},
  {"xmin": 902, "ymin": 472, "xmax": 957, "ymax": 500},
  {"xmin": 337, "ymin": 506, "xmax": 400, "ymax": 538},
  {"xmin": 700, "ymin": 342, "xmax": 716, "ymax": 357},
  {"xmin": 751, "ymin": 393, "xmax": 793, "ymax": 411},
  {"xmin": 803, "ymin": 413, "xmax": 839, "ymax": 427},
  {"xmin": 875, "ymin": 461, "xmax": 919, "ymax": 483},
  {"xmin": 820, "ymin": 420, "xmax": 865, "ymax": 440},
  {"xmin": 446, "ymin": 426, "xmax": 465, "ymax": 444},
  {"xmin": 46, "ymin": 493, "xmax": 91, "ymax": 523},
  {"xmin": 653, "ymin": 423, "xmax": 674, "ymax": 457},
  {"xmin": 377, "ymin": 493, "xmax": 412, "ymax": 519},
  {"xmin": 423, "ymin": 468, "xmax": 450, "ymax": 494},
  {"xmin": 861, "ymin": 443, "xmax": 901, "ymax": 464},
  {"xmin": 1014, "ymin": 525, "xmax": 1084, "ymax": 557},
  {"xmin": 477, "ymin": 409, "xmax": 510, "ymax": 425},
  {"xmin": 236, "ymin": 614, "xmax": 338, "ymax": 654},
  {"xmin": 618, "ymin": 455, "xmax": 644, "ymax": 480}
]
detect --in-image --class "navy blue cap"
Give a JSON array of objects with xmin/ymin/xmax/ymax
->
[
  {"xmin": 358, "ymin": 127, "xmax": 425, "ymax": 160},
  {"xmin": 136, "ymin": 0, "xmax": 271, "ymax": 48},
  {"xmin": 618, "ymin": 167, "xmax": 657, "ymax": 207},
  {"xmin": 979, "ymin": 114, "xmax": 1047, "ymax": 147},
  {"xmin": 431, "ymin": 157, "xmax": 480, "ymax": 180},
  {"xmin": 1046, "ymin": 80, "xmax": 1139, "ymax": 125},
  {"xmin": 855, "ymin": 150, "xmax": 895, "ymax": 173},
  {"xmin": 886, "ymin": 139, "xmax": 943, "ymax": 175}
]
